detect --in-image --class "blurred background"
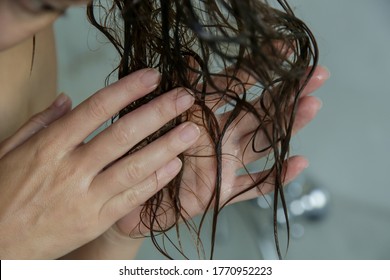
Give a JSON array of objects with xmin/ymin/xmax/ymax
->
[{"xmin": 55, "ymin": 0, "xmax": 390, "ymax": 259}]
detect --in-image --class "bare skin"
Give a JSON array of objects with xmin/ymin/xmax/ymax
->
[
  {"xmin": 0, "ymin": 0, "xmax": 329, "ymax": 259},
  {"xmin": 0, "ymin": 27, "xmax": 56, "ymax": 142}
]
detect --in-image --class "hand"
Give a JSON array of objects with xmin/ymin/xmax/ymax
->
[
  {"xmin": 113, "ymin": 66, "xmax": 329, "ymax": 235},
  {"xmin": 0, "ymin": 68, "xmax": 200, "ymax": 259}
]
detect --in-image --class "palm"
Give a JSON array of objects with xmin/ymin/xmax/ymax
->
[{"xmin": 180, "ymin": 109, "xmax": 250, "ymax": 212}]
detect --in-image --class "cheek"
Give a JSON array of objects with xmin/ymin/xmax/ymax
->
[{"xmin": 0, "ymin": 3, "xmax": 57, "ymax": 51}]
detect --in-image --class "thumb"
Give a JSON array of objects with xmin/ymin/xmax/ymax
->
[{"xmin": 0, "ymin": 93, "xmax": 72, "ymax": 158}]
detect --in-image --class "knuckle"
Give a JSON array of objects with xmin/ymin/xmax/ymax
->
[
  {"xmin": 56, "ymin": 160, "xmax": 85, "ymax": 184},
  {"xmin": 148, "ymin": 88, "xmax": 187, "ymax": 122},
  {"xmin": 150, "ymin": 99, "xmax": 167, "ymax": 120},
  {"xmin": 124, "ymin": 189, "xmax": 140, "ymax": 206},
  {"xmin": 33, "ymin": 137, "xmax": 57, "ymax": 163},
  {"xmin": 30, "ymin": 112, "xmax": 48, "ymax": 128},
  {"xmin": 124, "ymin": 162, "xmax": 144, "ymax": 182},
  {"xmin": 87, "ymin": 94, "xmax": 109, "ymax": 120},
  {"xmin": 110, "ymin": 121, "xmax": 132, "ymax": 146}
]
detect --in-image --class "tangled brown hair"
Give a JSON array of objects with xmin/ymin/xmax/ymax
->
[{"xmin": 87, "ymin": 0, "xmax": 318, "ymax": 259}]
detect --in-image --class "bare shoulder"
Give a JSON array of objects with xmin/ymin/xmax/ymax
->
[{"xmin": 0, "ymin": 26, "xmax": 57, "ymax": 141}]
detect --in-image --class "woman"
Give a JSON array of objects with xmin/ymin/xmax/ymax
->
[{"xmin": 0, "ymin": 0, "xmax": 328, "ymax": 259}]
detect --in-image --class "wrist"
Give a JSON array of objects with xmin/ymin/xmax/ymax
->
[
  {"xmin": 60, "ymin": 225, "xmax": 144, "ymax": 260},
  {"xmin": 0, "ymin": 219, "xmax": 46, "ymax": 259}
]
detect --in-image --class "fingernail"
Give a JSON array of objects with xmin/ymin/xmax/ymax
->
[
  {"xmin": 179, "ymin": 123, "xmax": 200, "ymax": 143},
  {"xmin": 139, "ymin": 68, "xmax": 161, "ymax": 88},
  {"xmin": 317, "ymin": 66, "xmax": 331, "ymax": 80},
  {"xmin": 176, "ymin": 89, "xmax": 195, "ymax": 110},
  {"xmin": 316, "ymin": 97, "xmax": 323, "ymax": 110},
  {"xmin": 164, "ymin": 158, "xmax": 182, "ymax": 175},
  {"xmin": 53, "ymin": 93, "xmax": 68, "ymax": 108}
]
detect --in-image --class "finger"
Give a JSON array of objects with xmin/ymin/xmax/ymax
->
[
  {"xmin": 215, "ymin": 65, "xmax": 329, "ymax": 134},
  {"xmin": 239, "ymin": 96, "xmax": 322, "ymax": 165},
  {"xmin": 98, "ymin": 157, "xmax": 183, "ymax": 227},
  {"xmin": 49, "ymin": 68, "xmax": 161, "ymax": 148},
  {"xmin": 258, "ymin": 65, "xmax": 329, "ymax": 114},
  {"xmin": 223, "ymin": 155, "xmax": 309, "ymax": 206},
  {"xmin": 92, "ymin": 122, "xmax": 200, "ymax": 201},
  {"xmin": 0, "ymin": 93, "xmax": 72, "ymax": 158},
  {"xmin": 200, "ymin": 42, "xmax": 310, "ymax": 112},
  {"xmin": 79, "ymin": 88, "xmax": 195, "ymax": 171},
  {"xmin": 291, "ymin": 96, "xmax": 323, "ymax": 134},
  {"xmin": 299, "ymin": 65, "xmax": 330, "ymax": 98}
]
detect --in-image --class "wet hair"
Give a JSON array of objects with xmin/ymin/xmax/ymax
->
[{"xmin": 87, "ymin": 0, "xmax": 318, "ymax": 259}]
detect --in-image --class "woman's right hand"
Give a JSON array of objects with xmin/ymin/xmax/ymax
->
[{"xmin": 0, "ymin": 68, "xmax": 199, "ymax": 259}]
